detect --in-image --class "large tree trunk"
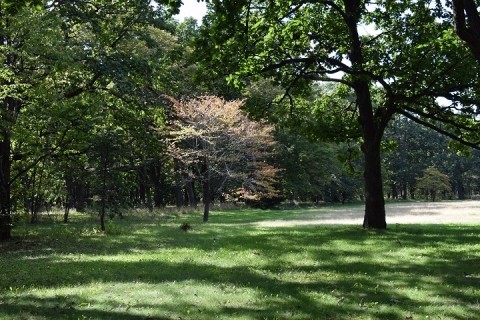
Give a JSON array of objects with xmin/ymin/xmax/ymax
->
[
  {"xmin": 344, "ymin": 0, "xmax": 388, "ymax": 229},
  {"xmin": 352, "ymin": 72, "xmax": 387, "ymax": 229},
  {"xmin": 357, "ymin": 89, "xmax": 387, "ymax": 229},
  {"xmin": 362, "ymin": 138, "xmax": 386, "ymax": 228}
]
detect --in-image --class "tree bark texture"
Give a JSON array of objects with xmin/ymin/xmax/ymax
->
[{"xmin": 362, "ymin": 138, "xmax": 387, "ymax": 228}]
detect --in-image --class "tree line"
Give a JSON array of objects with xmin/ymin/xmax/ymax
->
[{"xmin": 1, "ymin": 1, "xmax": 480, "ymax": 240}]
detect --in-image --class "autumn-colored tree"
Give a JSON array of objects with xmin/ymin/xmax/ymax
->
[{"xmin": 167, "ymin": 96, "xmax": 279, "ymax": 221}]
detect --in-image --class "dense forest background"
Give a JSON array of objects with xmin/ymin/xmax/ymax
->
[{"xmin": 1, "ymin": 1, "xmax": 480, "ymax": 238}]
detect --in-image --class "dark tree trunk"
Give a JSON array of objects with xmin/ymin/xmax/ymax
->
[
  {"xmin": 362, "ymin": 138, "xmax": 387, "ymax": 229},
  {"xmin": 151, "ymin": 159, "xmax": 165, "ymax": 207},
  {"xmin": 64, "ymin": 174, "xmax": 74, "ymax": 223},
  {"xmin": 138, "ymin": 169, "xmax": 146, "ymax": 205},
  {"xmin": 29, "ymin": 165, "xmax": 40, "ymax": 224},
  {"xmin": 173, "ymin": 159, "xmax": 184, "ymax": 208},
  {"xmin": 0, "ymin": 130, "xmax": 12, "ymax": 240},
  {"xmin": 344, "ymin": 0, "xmax": 389, "ymax": 229},
  {"xmin": 139, "ymin": 160, "xmax": 153, "ymax": 211},
  {"xmin": 0, "ymin": 214, "xmax": 11, "ymax": 241},
  {"xmin": 74, "ymin": 179, "xmax": 87, "ymax": 212},
  {"xmin": 64, "ymin": 196, "xmax": 70, "ymax": 223},
  {"xmin": 457, "ymin": 180, "xmax": 466, "ymax": 200},
  {"xmin": 1, "ymin": 22, "xmax": 23, "ymax": 239},
  {"xmin": 184, "ymin": 176, "xmax": 197, "ymax": 208},
  {"xmin": 353, "ymin": 80, "xmax": 387, "ymax": 229},
  {"xmin": 402, "ymin": 183, "xmax": 408, "ymax": 200},
  {"xmin": 391, "ymin": 182, "xmax": 398, "ymax": 199}
]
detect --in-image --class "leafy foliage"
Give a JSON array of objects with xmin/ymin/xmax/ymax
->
[{"xmin": 167, "ymin": 95, "xmax": 281, "ymax": 215}]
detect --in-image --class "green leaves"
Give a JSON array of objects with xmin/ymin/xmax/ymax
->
[{"xmin": 1, "ymin": 0, "xmax": 43, "ymax": 15}]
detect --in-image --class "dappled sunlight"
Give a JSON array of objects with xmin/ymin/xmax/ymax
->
[{"xmin": 2, "ymin": 208, "xmax": 480, "ymax": 319}]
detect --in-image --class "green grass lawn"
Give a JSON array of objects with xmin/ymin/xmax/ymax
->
[{"xmin": 1, "ymin": 205, "xmax": 479, "ymax": 319}]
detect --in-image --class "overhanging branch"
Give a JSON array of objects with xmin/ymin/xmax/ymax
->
[{"xmin": 399, "ymin": 109, "xmax": 480, "ymax": 150}]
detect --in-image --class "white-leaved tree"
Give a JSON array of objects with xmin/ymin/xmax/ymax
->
[{"xmin": 166, "ymin": 96, "xmax": 280, "ymax": 221}]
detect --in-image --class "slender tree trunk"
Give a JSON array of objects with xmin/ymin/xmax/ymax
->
[
  {"xmin": 64, "ymin": 195, "xmax": 70, "ymax": 223},
  {"xmin": 139, "ymin": 159, "xmax": 153, "ymax": 211},
  {"xmin": 75, "ymin": 182, "xmax": 87, "ymax": 211},
  {"xmin": 173, "ymin": 159, "xmax": 184, "ymax": 208},
  {"xmin": 100, "ymin": 146, "xmax": 108, "ymax": 232},
  {"xmin": 0, "ymin": 130, "xmax": 12, "ymax": 240},
  {"xmin": 30, "ymin": 165, "xmax": 39, "ymax": 224},
  {"xmin": 391, "ymin": 182, "xmax": 398, "ymax": 199},
  {"xmin": 151, "ymin": 159, "xmax": 165, "ymax": 207},
  {"xmin": 184, "ymin": 176, "xmax": 197, "ymax": 208},
  {"xmin": 202, "ymin": 158, "xmax": 210, "ymax": 222},
  {"xmin": 138, "ymin": 169, "xmax": 146, "ymax": 205},
  {"xmin": 457, "ymin": 180, "xmax": 466, "ymax": 199},
  {"xmin": 64, "ymin": 174, "xmax": 74, "ymax": 223},
  {"xmin": 409, "ymin": 185, "xmax": 416, "ymax": 199}
]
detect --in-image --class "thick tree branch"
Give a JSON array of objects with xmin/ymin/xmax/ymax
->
[
  {"xmin": 402, "ymin": 102, "xmax": 479, "ymax": 134},
  {"xmin": 399, "ymin": 109, "xmax": 480, "ymax": 149},
  {"xmin": 453, "ymin": 0, "xmax": 480, "ymax": 62}
]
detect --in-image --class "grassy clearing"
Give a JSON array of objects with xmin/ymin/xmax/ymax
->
[{"xmin": 1, "ymin": 205, "xmax": 480, "ymax": 319}]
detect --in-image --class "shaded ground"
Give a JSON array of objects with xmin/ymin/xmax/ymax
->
[{"xmin": 256, "ymin": 200, "xmax": 480, "ymax": 227}]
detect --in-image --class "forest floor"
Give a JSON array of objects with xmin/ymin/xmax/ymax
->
[{"xmin": 256, "ymin": 200, "xmax": 480, "ymax": 227}]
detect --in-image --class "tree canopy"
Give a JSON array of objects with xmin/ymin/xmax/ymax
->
[{"xmin": 198, "ymin": 0, "xmax": 480, "ymax": 228}]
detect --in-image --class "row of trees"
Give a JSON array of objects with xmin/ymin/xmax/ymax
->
[
  {"xmin": 1, "ymin": 1, "xmax": 480, "ymax": 240},
  {"xmin": 1, "ymin": 0, "xmax": 191, "ymax": 239},
  {"xmin": 384, "ymin": 117, "xmax": 480, "ymax": 201}
]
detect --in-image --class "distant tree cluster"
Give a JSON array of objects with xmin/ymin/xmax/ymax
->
[{"xmin": 383, "ymin": 117, "xmax": 480, "ymax": 201}]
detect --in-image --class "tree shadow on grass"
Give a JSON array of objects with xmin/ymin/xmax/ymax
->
[
  {"xmin": 1, "ymin": 224, "xmax": 480, "ymax": 319},
  {"xmin": 1, "ymin": 258, "xmax": 478, "ymax": 319}
]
